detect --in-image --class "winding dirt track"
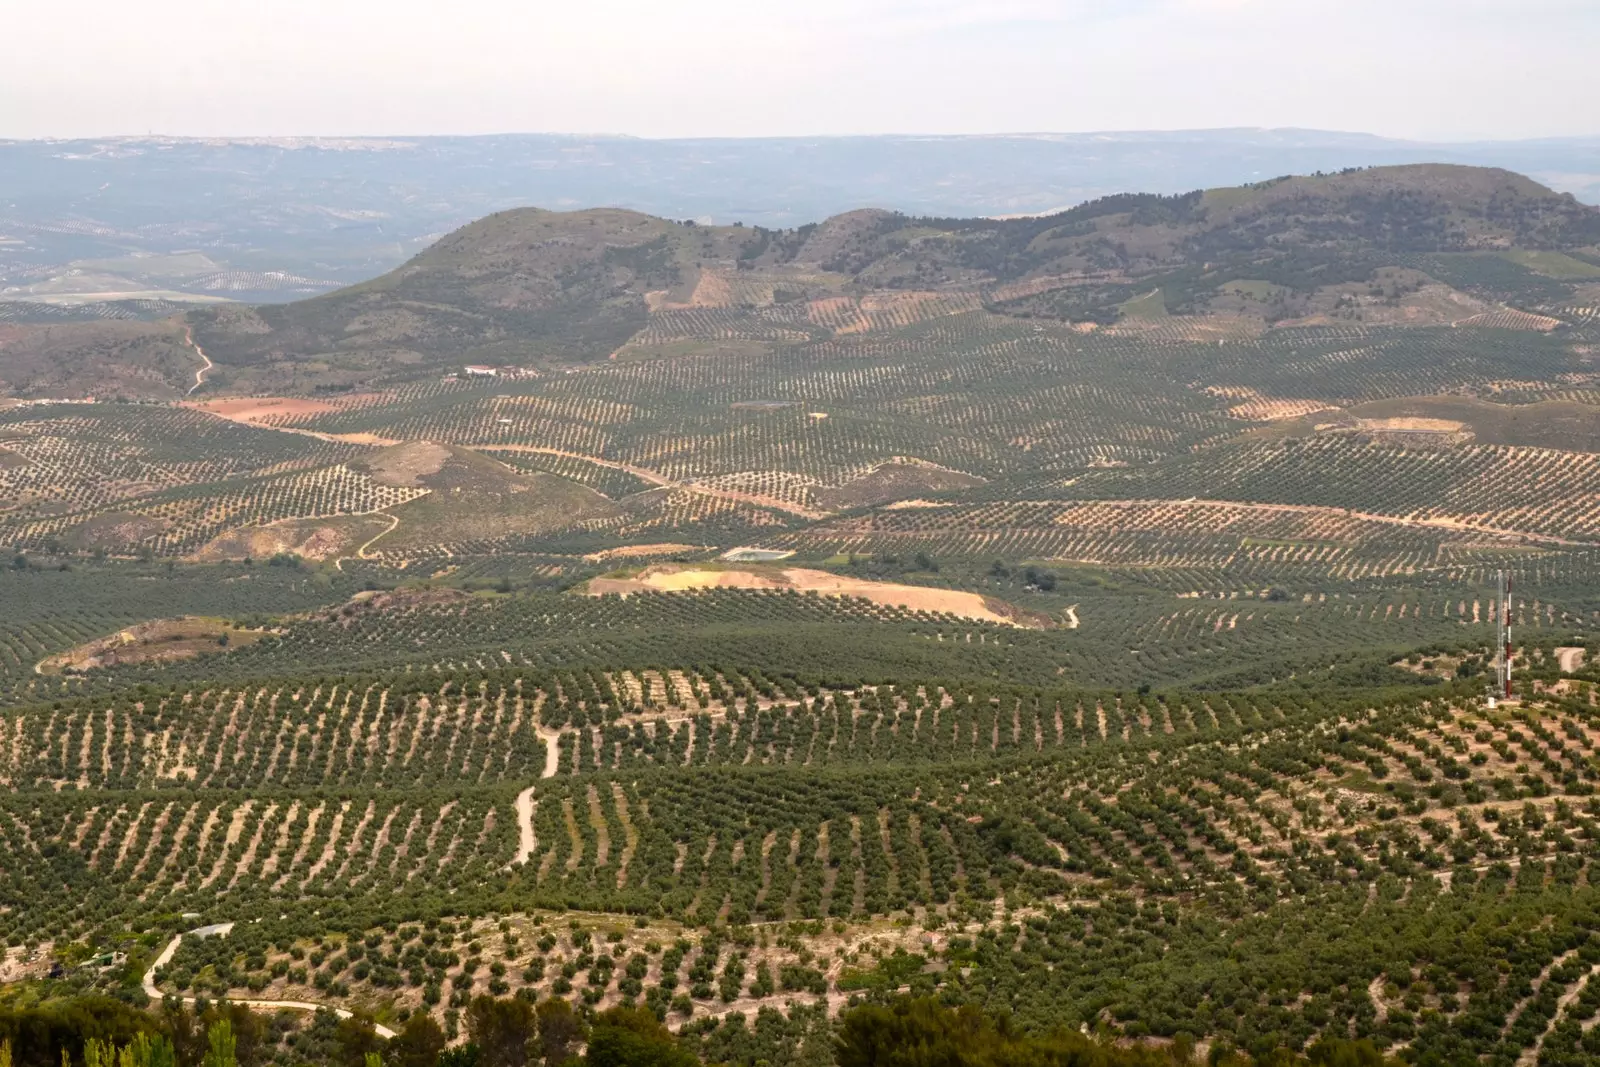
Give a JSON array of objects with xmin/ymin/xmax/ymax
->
[
  {"xmin": 510, "ymin": 787, "xmax": 538, "ymax": 867},
  {"xmin": 538, "ymin": 729, "xmax": 562, "ymax": 779},
  {"xmin": 477, "ymin": 445, "xmax": 826, "ymax": 519},
  {"xmin": 182, "ymin": 328, "xmax": 213, "ymax": 397},
  {"xmin": 144, "ymin": 926, "xmax": 396, "ymax": 1038},
  {"xmin": 356, "ymin": 513, "xmax": 402, "ymax": 559},
  {"xmin": 1149, "ymin": 497, "xmax": 1599, "ymax": 547},
  {"xmin": 509, "ymin": 730, "xmax": 563, "ymax": 868},
  {"xmin": 509, "ymin": 729, "xmax": 565, "ymax": 867}
]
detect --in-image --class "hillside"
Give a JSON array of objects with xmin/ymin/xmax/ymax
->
[
  {"xmin": 5, "ymin": 131, "xmax": 1600, "ymax": 315},
  {"xmin": 11, "ymin": 163, "xmax": 1600, "ymax": 1060},
  {"xmin": 168, "ymin": 164, "xmax": 1600, "ymax": 392},
  {"xmin": 0, "ymin": 319, "xmax": 201, "ymax": 400},
  {"xmin": 7, "ymin": 165, "xmax": 1600, "ymax": 571},
  {"xmin": 185, "ymin": 208, "xmax": 749, "ymax": 390}
]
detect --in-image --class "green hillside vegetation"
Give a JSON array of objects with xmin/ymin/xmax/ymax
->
[
  {"xmin": 0, "ymin": 320, "xmax": 198, "ymax": 401},
  {"xmin": 157, "ymin": 165, "xmax": 1600, "ymax": 394},
  {"xmin": 351, "ymin": 444, "xmax": 619, "ymax": 552},
  {"xmin": 11, "ymin": 165, "xmax": 1600, "ymax": 1062},
  {"xmin": 1259, "ymin": 395, "xmax": 1600, "ymax": 453},
  {"xmin": 185, "ymin": 209, "xmax": 762, "ymax": 391},
  {"xmin": 1500, "ymin": 249, "xmax": 1600, "ymax": 280}
]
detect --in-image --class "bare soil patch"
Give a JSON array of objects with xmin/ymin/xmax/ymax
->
[
  {"xmin": 587, "ymin": 564, "xmax": 1048, "ymax": 627},
  {"xmin": 321, "ymin": 587, "xmax": 475, "ymax": 626},
  {"xmin": 1358, "ymin": 416, "xmax": 1467, "ymax": 433},
  {"xmin": 359, "ymin": 441, "xmax": 454, "ymax": 488},
  {"xmin": 38, "ymin": 617, "xmax": 265, "ymax": 675},
  {"xmin": 60, "ymin": 512, "xmax": 171, "ymax": 551},
  {"xmin": 582, "ymin": 543, "xmax": 709, "ymax": 563},
  {"xmin": 1, "ymin": 945, "xmax": 54, "ymax": 983},
  {"xmin": 689, "ymin": 269, "xmax": 735, "ymax": 308},
  {"xmin": 185, "ymin": 396, "xmax": 343, "ymax": 423},
  {"xmin": 1204, "ymin": 386, "xmax": 1335, "ymax": 422},
  {"xmin": 184, "ymin": 396, "xmax": 396, "ymax": 444},
  {"xmin": 817, "ymin": 459, "xmax": 984, "ymax": 510},
  {"xmin": 191, "ymin": 515, "xmax": 395, "ymax": 562}
]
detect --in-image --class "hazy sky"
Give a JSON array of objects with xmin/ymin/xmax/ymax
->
[{"xmin": 4, "ymin": 0, "xmax": 1597, "ymax": 141}]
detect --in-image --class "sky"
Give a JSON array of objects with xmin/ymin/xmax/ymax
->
[{"xmin": 3, "ymin": 0, "xmax": 1598, "ymax": 141}]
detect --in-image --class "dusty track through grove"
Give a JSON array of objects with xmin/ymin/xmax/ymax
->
[
  {"xmin": 510, "ymin": 731, "xmax": 562, "ymax": 867},
  {"xmin": 182, "ymin": 327, "xmax": 213, "ymax": 397},
  {"xmin": 144, "ymin": 926, "xmax": 397, "ymax": 1038},
  {"xmin": 478, "ymin": 445, "xmax": 827, "ymax": 518}
]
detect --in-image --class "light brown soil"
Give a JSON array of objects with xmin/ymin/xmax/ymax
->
[
  {"xmin": 184, "ymin": 396, "xmax": 398, "ymax": 445},
  {"xmin": 363, "ymin": 441, "xmax": 453, "ymax": 487},
  {"xmin": 1358, "ymin": 416, "xmax": 1467, "ymax": 433},
  {"xmin": 37, "ymin": 617, "xmax": 265, "ymax": 674},
  {"xmin": 191, "ymin": 515, "xmax": 395, "ymax": 562},
  {"xmin": 689, "ymin": 270, "xmax": 735, "ymax": 307},
  {"xmin": 587, "ymin": 565, "xmax": 1045, "ymax": 627},
  {"xmin": 1205, "ymin": 386, "xmax": 1334, "ymax": 422},
  {"xmin": 185, "ymin": 397, "xmax": 343, "ymax": 422},
  {"xmin": 582, "ymin": 543, "xmax": 708, "ymax": 563},
  {"xmin": 511, "ymin": 787, "xmax": 538, "ymax": 867},
  {"xmin": 1, "ymin": 945, "xmax": 55, "ymax": 983}
]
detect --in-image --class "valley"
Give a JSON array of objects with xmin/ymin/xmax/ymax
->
[{"xmin": 8, "ymin": 163, "xmax": 1600, "ymax": 1065}]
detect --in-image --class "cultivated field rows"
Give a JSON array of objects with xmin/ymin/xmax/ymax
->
[
  {"xmin": 0, "ymin": 464, "xmax": 429, "ymax": 556},
  {"xmin": 8, "ymin": 676, "xmax": 1600, "ymax": 1060},
  {"xmin": 5, "ymin": 312, "xmax": 1596, "ymax": 565}
]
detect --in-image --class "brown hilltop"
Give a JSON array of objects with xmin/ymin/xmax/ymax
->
[{"xmin": 132, "ymin": 164, "xmax": 1600, "ymax": 395}]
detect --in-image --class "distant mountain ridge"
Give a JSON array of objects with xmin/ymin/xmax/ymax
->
[
  {"xmin": 176, "ymin": 164, "xmax": 1600, "ymax": 392},
  {"xmin": 1, "ymin": 128, "xmax": 1598, "ymax": 311}
]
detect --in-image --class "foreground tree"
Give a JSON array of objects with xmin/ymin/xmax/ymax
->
[
  {"xmin": 466, "ymin": 997, "xmax": 536, "ymax": 1067},
  {"xmin": 387, "ymin": 1016, "xmax": 446, "ymax": 1067},
  {"xmin": 584, "ymin": 1007, "xmax": 697, "ymax": 1067},
  {"xmin": 534, "ymin": 999, "xmax": 583, "ymax": 1067}
]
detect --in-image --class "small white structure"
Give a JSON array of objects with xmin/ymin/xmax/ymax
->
[
  {"xmin": 722, "ymin": 547, "xmax": 796, "ymax": 562},
  {"xmin": 464, "ymin": 365, "xmax": 498, "ymax": 377}
]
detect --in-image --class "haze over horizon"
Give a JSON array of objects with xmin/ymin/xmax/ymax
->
[{"xmin": 6, "ymin": 0, "xmax": 1598, "ymax": 142}]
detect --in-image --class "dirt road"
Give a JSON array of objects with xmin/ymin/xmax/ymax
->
[
  {"xmin": 511, "ymin": 787, "xmax": 538, "ymax": 867},
  {"xmin": 538, "ymin": 729, "xmax": 562, "ymax": 779},
  {"xmin": 144, "ymin": 925, "xmax": 396, "ymax": 1037},
  {"xmin": 356, "ymin": 513, "xmax": 402, "ymax": 559},
  {"xmin": 509, "ymin": 731, "xmax": 563, "ymax": 867},
  {"xmin": 183, "ymin": 327, "xmax": 213, "ymax": 396},
  {"xmin": 477, "ymin": 445, "xmax": 826, "ymax": 518}
]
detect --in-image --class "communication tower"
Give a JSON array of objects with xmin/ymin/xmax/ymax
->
[{"xmin": 1490, "ymin": 570, "xmax": 1513, "ymax": 705}]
